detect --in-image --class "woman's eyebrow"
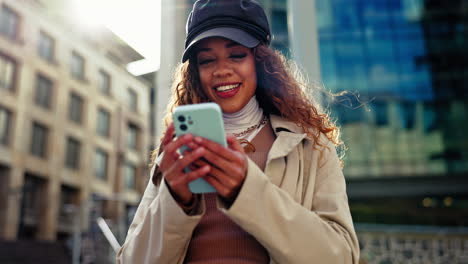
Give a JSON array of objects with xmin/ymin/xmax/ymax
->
[
  {"xmin": 226, "ymin": 42, "xmax": 241, "ymax": 48},
  {"xmin": 197, "ymin": 47, "xmax": 211, "ymax": 53}
]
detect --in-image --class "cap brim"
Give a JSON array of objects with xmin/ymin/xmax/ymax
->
[{"xmin": 182, "ymin": 27, "xmax": 260, "ymax": 62}]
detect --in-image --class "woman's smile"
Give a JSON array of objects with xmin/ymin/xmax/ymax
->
[
  {"xmin": 196, "ymin": 37, "xmax": 257, "ymax": 113},
  {"xmin": 213, "ymin": 83, "xmax": 242, "ymax": 98}
]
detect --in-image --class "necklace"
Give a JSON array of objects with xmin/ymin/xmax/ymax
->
[
  {"xmin": 235, "ymin": 115, "xmax": 268, "ymax": 153},
  {"xmin": 233, "ymin": 115, "xmax": 268, "ymax": 138}
]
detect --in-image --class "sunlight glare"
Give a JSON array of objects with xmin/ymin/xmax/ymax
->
[{"xmin": 71, "ymin": 0, "xmax": 161, "ymax": 73}]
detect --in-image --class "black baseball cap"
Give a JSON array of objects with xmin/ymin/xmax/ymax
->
[{"xmin": 182, "ymin": 0, "xmax": 271, "ymax": 62}]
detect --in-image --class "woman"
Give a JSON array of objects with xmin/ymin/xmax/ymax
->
[{"xmin": 117, "ymin": 0, "xmax": 360, "ymax": 263}]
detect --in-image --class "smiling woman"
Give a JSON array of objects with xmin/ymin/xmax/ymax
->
[
  {"xmin": 196, "ymin": 38, "xmax": 257, "ymax": 113},
  {"xmin": 117, "ymin": 0, "xmax": 360, "ymax": 263}
]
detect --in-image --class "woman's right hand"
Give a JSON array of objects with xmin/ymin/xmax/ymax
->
[{"xmin": 158, "ymin": 123, "xmax": 210, "ymax": 206}]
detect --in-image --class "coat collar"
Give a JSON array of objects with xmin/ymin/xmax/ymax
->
[{"xmin": 267, "ymin": 115, "xmax": 307, "ymax": 160}]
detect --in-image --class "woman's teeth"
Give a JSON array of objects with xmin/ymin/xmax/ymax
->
[{"xmin": 215, "ymin": 84, "xmax": 240, "ymax": 92}]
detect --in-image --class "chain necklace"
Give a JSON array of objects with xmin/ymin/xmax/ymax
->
[
  {"xmin": 232, "ymin": 115, "xmax": 268, "ymax": 138},
  {"xmin": 234, "ymin": 115, "xmax": 268, "ymax": 153}
]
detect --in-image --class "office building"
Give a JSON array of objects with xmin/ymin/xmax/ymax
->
[{"xmin": 0, "ymin": 0, "xmax": 151, "ymax": 252}]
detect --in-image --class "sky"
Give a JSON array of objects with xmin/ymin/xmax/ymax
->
[{"xmin": 69, "ymin": 0, "xmax": 161, "ymax": 76}]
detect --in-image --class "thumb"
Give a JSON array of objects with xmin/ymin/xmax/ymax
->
[{"xmin": 226, "ymin": 134, "xmax": 244, "ymax": 153}]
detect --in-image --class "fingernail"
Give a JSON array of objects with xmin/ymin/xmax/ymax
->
[{"xmin": 196, "ymin": 147, "xmax": 204, "ymax": 154}]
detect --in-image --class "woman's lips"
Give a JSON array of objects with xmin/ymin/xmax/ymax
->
[{"xmin": 214, "ymin": 83, "xmax": 241, "ymax": 98}]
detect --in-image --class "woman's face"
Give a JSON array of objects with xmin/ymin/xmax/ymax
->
[{"xmin": 195, "ymin": 37, "xmax": 257, "ymax": 113}]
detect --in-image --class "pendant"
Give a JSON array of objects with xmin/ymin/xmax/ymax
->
[{"xmin": 239, "ymin": 139, "xmax": 256, "ymax": 153}]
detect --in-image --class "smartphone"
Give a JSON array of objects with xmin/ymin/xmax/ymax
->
[{"xmin": 173, "ymin": 103, "xmax": 227, "ymax": 193}]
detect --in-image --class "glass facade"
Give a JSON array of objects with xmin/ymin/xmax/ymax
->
[
  {"xmin": 316, "ymin": 0, "xmax": 468, "ymax": 178},
  {"xmin": 259, "ymin": 0, "xmax": 290, "ymax": 57},
  {"xmin": 315, "ymin": 0, "xmax": 468, "ymax": 225}
]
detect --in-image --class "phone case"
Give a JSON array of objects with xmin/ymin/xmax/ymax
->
[{"xmin": 173, "ymin": 103, "xmax": 226, "ymax": 193}]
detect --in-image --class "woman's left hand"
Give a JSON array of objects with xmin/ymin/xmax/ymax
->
[{"xmin": 190, "ymin": 134, "xmax": 248, "ymax": 203}]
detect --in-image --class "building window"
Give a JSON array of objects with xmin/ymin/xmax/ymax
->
[
  {"xmin": 58, "ymin": 185, "xmax": 78, "ymax": 228},
  {"xmin": 34, "ymin": 74, "xmax": 53, "ymax": 109},
  {"xmin": 127, "ymin": 88, "xmax": 137, "ymax": 112},
  {"xmin": 397, "ymin": 101, "xmax": 416, "ymax": 130},
  {"xmin": 124, "ymin": 162, "xmax": 137, "ymax": 189},
  {"xmin": 0, "ymin": 106, "xmax": 11, "ymax": 145},
  {"xmin": 127, "ymin": 123, "xmax": 139, "ymax": 150},
  {"xmin": 98, "ymin": 70, "xmax": 111, "ymax": 95},
  {"xmin": 19, "ymin": 174, "xmax": 45, "ymax": 238},
  {"xmin": 0, "ymin": 5, "xmax": 19, "ymax": 41},
  {"xmin": 69, "ymin": 93, "xmax": 83, "ymax": 124},
  {"xmin": 0, "ymin": 53, "xmax": 16, "ymax": 91},
  {"xmin": 37, "ymin": 31, "xmax": 55, "ymax": 63},
  {"xmin": 30, "ymin": 122, "xmax": 48, "ymax": 158},
  {"xmin": 65, "ymin": 137, "xmax": 81, "ymax": 170},
  {"xmin": 95, "ymin": 149, "xmax": 108, "ymax": 180},
  {"xmin": 70, "ymin": 51, "xmax": 85, "ymax": 80},
  {"xmin": 372, "ymin": 101, "xmax": 389, "ymax": 127},
  {"xmin": 97, "ymin": 108, "xmax": 110, "ymax": 137}
]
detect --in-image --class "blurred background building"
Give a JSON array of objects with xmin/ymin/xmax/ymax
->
[
  {"xmin": 1, "ymin": 0, "xmax": 468, "ymax": 263},
  {"xmin": 0, "ymin": 0, "xmax": 153, "ymax": 262}
]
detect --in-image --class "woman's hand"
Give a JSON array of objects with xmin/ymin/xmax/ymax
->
[
  {"xmin": 190, "ymin": 134, "xmax": 248, "ymax": 203},
  {"xmin": 158, "ymin": 124, "xmax": 210, "ymax": 206}
]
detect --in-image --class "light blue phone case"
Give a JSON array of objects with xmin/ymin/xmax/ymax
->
[{"xmin": 173, "ymin": 103, "xmax": 226, "ymax": 193}]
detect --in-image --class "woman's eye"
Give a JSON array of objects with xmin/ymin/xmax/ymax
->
[
  {"xmin": 198, "ymin": 58, "xmax": 214, "ymax": 65},
  {"xmin": 230, "ymin": 53, "xmax": 247, "ymax": 59}
]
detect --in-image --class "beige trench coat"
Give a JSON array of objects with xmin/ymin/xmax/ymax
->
[{"xmin": 117, "ymin": 115, "xmax": 360, "ymax": 263}]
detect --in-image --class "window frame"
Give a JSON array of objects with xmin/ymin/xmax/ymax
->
[
  {"xmin": 95, "ymin": 148, "xmax": 109, "ymax": 180},
  {"xmin": 37, "ymin": 30, "xmax": 55, "ymax": 63},
  {"xmin": 98, "ymin": 69, "xmax": 111, "ymax": 95},
  {"xmin": 65, "ymin": 136, "xmax": 81, "ymax": 170},
  {"xmin": 30, "ymin": 121, "xmax": 49, "ymax": 158},
  {"xmin": 127, "ymin": 122, "xmax": 139, "ymax": 150},
  {"xmin": 70, "ymin": 51, "xmax": 85, "ymax": 81},
  {"xmin": 34, "ymin": 73, "xmax": 54, "ymax": 110},
  {"xmin": 127, "ymin": 88, "xmax": 138, "ymax": 112},
  {"xmin": 96, "ymin": 107, "xmax": 111, "ymax": 138},
  {"xmin": 0, "ymin": 105, "xmax": 12, "ymax": 146},
  {"xmin": 68, "ymin": 92, "xmax": 84, "ymax": 124},
  {"xmin": 0, "ymin": 4, "xmax": 20, "ymax": 41},
  {"xmin": 0, "ymin": 52, "xmax": 18, "ymax": 92},
  {"xmin": 124, "ymin": 161, "xmax": 137, "ymax": 189}
]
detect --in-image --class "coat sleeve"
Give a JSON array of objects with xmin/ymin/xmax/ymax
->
[
  {"xmin": 219, "ymin": 140, "xmax": 360, "ymax": 263},
  {"xmin": 116, "ymin": 164, "xmax": 204, "ymax": 264}
]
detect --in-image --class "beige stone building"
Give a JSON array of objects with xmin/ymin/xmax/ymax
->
[{"xmin": 0, "ymin": 0, "xmax": 151, "ymax": 244}]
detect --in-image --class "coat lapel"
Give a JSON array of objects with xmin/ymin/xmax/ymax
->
[{"xmin": 265, "ymin": 115, "xmax": 307, "ymax": 187}]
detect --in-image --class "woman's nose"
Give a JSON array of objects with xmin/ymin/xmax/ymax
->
[{"xmin": 213, "ymin": 61, "xmax": 233, "ymax": 77}]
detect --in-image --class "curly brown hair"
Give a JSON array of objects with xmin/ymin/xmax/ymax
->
[{"xmin": 150, "ymin": 45, "xmax": 344, "ymax": 165}]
